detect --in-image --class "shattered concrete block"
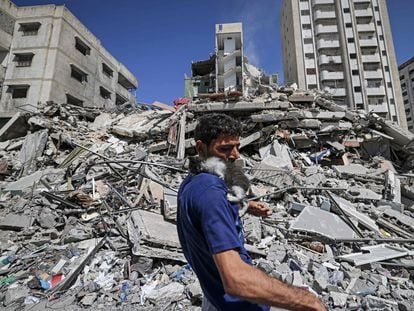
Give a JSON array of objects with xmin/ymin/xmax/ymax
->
[
  {"xmin": 4, "ymin": 286, "xmax": 30, "ymax": 306},
  {"xmin": 329, "ymin": 292, "xmax": 348, "ymax": 307},
  {"xmin": 332, "ymin": 164, "xmax": 368, "ymax": 176},
  {"xmin": 0, "ymin": 213, "xmax": 34, "ymax": 230},
  {"xmin": 363, "ymin": 295, "xmax": 399, "ymax": 310},
  {"xmin": 146, "ymin": 282, "xmax": 184, "ymax": 303},
  {"xmin": 243, "ymin": 215, "xmax": 262, "ymax": 244}
]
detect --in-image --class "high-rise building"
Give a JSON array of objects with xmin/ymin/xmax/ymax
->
[
  {"xmin": 0, "ymin": 0, "xmax": 137, "ymax": 113},
  {"xmin": 281, "ymin": 0, "xmax": 406, "ymax": 128},
  {"xmin": 399, "ymin": 56, "xmax": 414, "ymax": 132}
]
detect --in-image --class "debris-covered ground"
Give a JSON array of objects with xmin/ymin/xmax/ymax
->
[{"xmin": 0, "ymin": 86, "xmax": 414, "ymax": 310}]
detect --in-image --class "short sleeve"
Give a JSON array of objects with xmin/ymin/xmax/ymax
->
[{"xmin": 197, "ymin": 183, "xmax": 242, "ymax": 254}]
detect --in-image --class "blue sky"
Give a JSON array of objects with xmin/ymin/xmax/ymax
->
[{"xmin": 12, "ymin": 0, "xmax": 414, "ymax": 105}]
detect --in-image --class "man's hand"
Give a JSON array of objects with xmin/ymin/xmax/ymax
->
[{"xmin": 247, "ymin": 201, "xmax": 272, "ymax": 217}]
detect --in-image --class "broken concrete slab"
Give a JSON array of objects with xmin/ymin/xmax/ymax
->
[
  {"xmin": 18, "ymin": 129, "xmax": 49, "ymax": 175},
  {"xmin": 289, "ymin": 206, "xmax": 356, "ymax": 239},
  {"xmin": 332, "ymin": 164, "xmax": 368, "ymax": 177},
  {"xmin": 0, "ymin": 112, "xmax": 29, "ymax": 142},
  {"xmin": 338, "ymin": 244, "xmax": 412, "ymax": 266},
  {"xmin": 4, "ymin": 168, "xmax": 64, "ymax": 194},
  {"xmin": 0, "ymin": 213, "xmax": 34, "ymax": 230},
  {"xmin": 330, "ymin": 193, "xmax": 380, "ymax": 232},
  {"xmin": 187, "ymin": 100, "xmax": 291, "ymax": 112}
]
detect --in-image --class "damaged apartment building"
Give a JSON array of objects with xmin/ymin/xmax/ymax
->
[
  {"xmin": 185, "ymin": 23, "xmax": 278, "ymax": 99},
  {"xmin": 399, "ymin": 56, "xmax": 414, "ymax": 132},
  {"xmin": 0, "ymin": 0, "xmax": 138, "ymax": 114},
  {"xmin": 281, "ymin": 0, "xmax": 407, "ymax": 129}
]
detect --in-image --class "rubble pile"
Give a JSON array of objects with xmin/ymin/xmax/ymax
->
[{"xmin": 0, "ymin": 87, "xmax": 414, "ymax": 310}]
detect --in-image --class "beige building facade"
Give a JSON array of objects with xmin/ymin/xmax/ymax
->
[
  {"xmin": 399, "ymin": 57, "xmax": 414, "ymax": 132},
  {"xmin": 0, "ymin": 0, "xmax": 137, "ymax": 113},
  {"xmin": 281, "ymin": 0, "xmax": 406, "ymax": 128}
]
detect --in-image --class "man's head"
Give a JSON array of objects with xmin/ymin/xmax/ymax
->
[{"xmin": 194, "ymin": 113, "xmax": 242, "ymax": 162}]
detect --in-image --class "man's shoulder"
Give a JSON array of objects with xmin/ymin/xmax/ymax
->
[{"xmin": 187, "ymin": 172, "xmax": 226, "ymax": 188}]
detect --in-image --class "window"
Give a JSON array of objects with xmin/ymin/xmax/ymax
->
[
  {"xmin": 344, "ymin": 8, "xmax": 350, "ymax": 13},
  {"xmin": 305, "ymin": 53, "xmax": 315, "ymax": 58},
  {"xmin": 352, "ymin": 69, "xmax": 359, "ymax": 75},
  {"xmin": 347, "ymin": 37, "xmax": 355, "ymax": 43},
  {"xmin": 400, "ymin": 75, "xmax": 405, "ymax": 80},
  {"xmin": 8, "ymin": 85, "xmax": 29, "ymax": 98},
  {"xmin": 346, "ymin": 23, "xmax": 352, "ymax": 28},
  {"xmin": 102, "ymin": 63, "xmax": 113, "ymax": 78},
  {"xmin": 354, "ymin": 86, "xmax": 361, "ymax": 92},
  {"xmin": 392, "ymin": 116, "xmax": 397, "ymax": 122},
  {"xmin": 382, "ymin": 50, "xmax": 387, "ymax": 56},
  {"xmin": 304, "ymin": 38, "xmax": 313, "ymax": 44},
  {"xmin": 385, "ymin": 66, "xmax": 389, "ymax": 72},
  {"xmin": 116, "ymin": 93, "xmax": 127, "ymax": 105},
  {"xmin": 75, "ymin": 37, "xmax": 91, "ymax": 55},
  {"xmin": 306, "ymin": 68, "xmax": 316, "ymax": 74},
  {"xmin": 308, "ymin": 84, "xmax": 317, "ymax": 89},
  {"xmin": 100, "ymin": 86, "xmax": 111, "ymax": 99},
  {"xmin": 350, "ymin": 53, "xmax": 357, "ymax": 59},
  {"xmin": 302, "ymin": 24, "xmax": 312, "ymax": 30},
  {"xmin": 14, "ymin": 53, "xmax": 34, "ymax": 67},
  {"xmin": 379, "ymin": 35, "xmax": 384, "ymax": 41},
  {"xmin": 387, "ymin": 82, "xmax": 392, "ymax": 88},
  {"xmin": 301, "ymin": 10, "xmax": 310, "ymax": 16},
  {"xmin": 402, "ymin": 91, "xmax": 408, "ymax": 96},
  {"xmin": 66, "ymin": 94, "xmax": 83, "ymax": 106},
  {"xmin": 375, "ymin": 6, "xmax": 379, "ymax": 12},
  {"xmin": 70, "ymin": 64, "xmax": 88, "ymax": 83},
  {"xmin": 377, "ymin": 21, "xmax": 382, "ymax": 26},
  {"xmin": 18, "ymin": 22, "xmax": 40, "ymax": 36}
]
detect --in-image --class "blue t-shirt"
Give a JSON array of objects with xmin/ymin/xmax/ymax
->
[{"xmin": 177, "ymin": 172, "xmax": 270, "ymax": 311}]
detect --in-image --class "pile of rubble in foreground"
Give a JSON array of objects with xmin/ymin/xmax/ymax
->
[{"xmin": 0, "ymin": 87, "xmax": 414, "ymax": 310}]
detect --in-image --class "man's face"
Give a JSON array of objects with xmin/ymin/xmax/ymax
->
[{"xmin": 196, "ymin": 134, "xmax": 240, "ymax": 162}]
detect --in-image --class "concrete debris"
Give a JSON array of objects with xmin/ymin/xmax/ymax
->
[{"xmin": 0, "ymin": 87, "xmax": 414, "ymax": 310}]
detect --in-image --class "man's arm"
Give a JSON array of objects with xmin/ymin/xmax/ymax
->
[{"xmin": 213, "ymin": 249, "xmax": 326, "ymax": 311}]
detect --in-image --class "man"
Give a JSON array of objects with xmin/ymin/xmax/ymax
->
[{"xmin": 177, "ymin": 113, "xmax": 326, "ymax": 311}]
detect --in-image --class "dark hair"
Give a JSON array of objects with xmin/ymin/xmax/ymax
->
[{"xmin": 194, "ymin": 113, "xmax": 242, "ymax": 145}]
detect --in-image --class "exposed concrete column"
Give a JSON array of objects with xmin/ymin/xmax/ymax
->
[{"xmin": 335, "ymin": 0, "xmax": 356, "ymax": 110}]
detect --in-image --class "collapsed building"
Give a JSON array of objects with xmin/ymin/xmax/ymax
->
[
  {"xmin": 185, "ymin": 23, "xmax": 278, "ymax": 100},
  {"xmin": 0, "ymin": 82, "xmax": 413, "ymax": 310}
]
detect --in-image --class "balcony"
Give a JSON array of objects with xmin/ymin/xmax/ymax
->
[
  {"xmin": 364, "ymin": 70, "xmax": 382, "ymax": 79},
  {"xmin": 323, "ymin": 87, "xmax": 346, "ymax": 96},
  {"xmin": 317, "ymin": 39, "xmax": 340, "ymax": 50},
  {"xmin": 368, "ymin": 104, "xmax": 388, "ymax": 113},
  {"xmin": 366, "ymin": 86, "xmax": 386, "ymax": 96},
  {"xmin": 357, "ymin": 23, "xmax": 375, "ymax": 32},
  {"xmin": 359, "ymin": 38, "xmax": 378, "ymax": 47},
  {"xmin": 218, "ymin": 49, "xmax": 241, "ymax": 59},
  {"xmin": 355, "ymin": 9, "xmax": 373, "ymax": 18},
  {"xmin": 361, "ymin": 53, "xmax": 381, "ymax": 63},
  {"xmin": 315, "ymin": 24, "xmax": 338, "ymax": 35},
  {"xmin": 312, "ymin": 0, "xmax": 334, "ymax": 7},
  {"xmin": 314, "ymin": 10, "xmax": 336, "ymax": 20},
  {"xmin": 319, "ymin": 55, "xmax": 342, "ymax": 65},
  {"xmin": 320, "ymin": 70, "xmax": 344, "ymax": 81}
]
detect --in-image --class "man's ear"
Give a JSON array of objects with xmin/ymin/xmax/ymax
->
[{"xmin": 195, "ymin": 140, "xmax": 206, "ymax": 156}]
